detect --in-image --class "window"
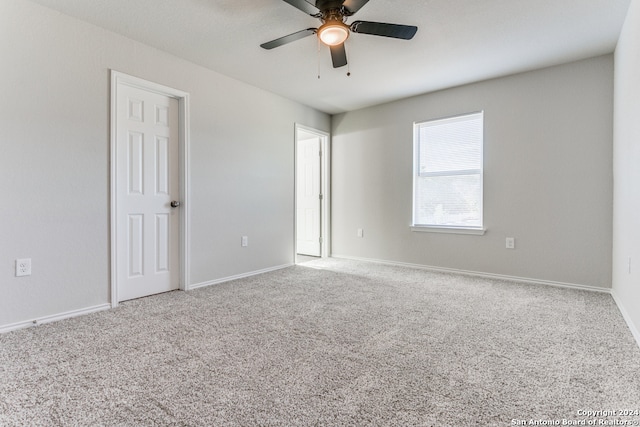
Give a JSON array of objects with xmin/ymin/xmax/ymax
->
[{"xmin": 412, "ymin": 111, "xmax": 484, "ymax": 234}]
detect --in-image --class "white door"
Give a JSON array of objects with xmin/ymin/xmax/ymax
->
[
  {"xmin": 116, "ymin": 83, "xmax": 180, "ymax": 301},
  {"xmin": 296, "ymin": 135, "xmax": 321, "ymax": 256}
]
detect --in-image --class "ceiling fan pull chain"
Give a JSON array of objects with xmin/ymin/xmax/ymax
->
[
  {"xmin": 346, "ymin": 40, "xmax": 351, "ymax": 76},
  {"xmin": 317, "ymin": 38, "xmax": 321, "ymax": 79}
]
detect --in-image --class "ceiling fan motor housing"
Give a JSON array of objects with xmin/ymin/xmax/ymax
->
[{"xmin": 315, "ymin": 0, "xmax": 350, "ymax": 15}]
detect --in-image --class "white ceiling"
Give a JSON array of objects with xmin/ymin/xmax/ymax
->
[{"xmin": 30, "ymin": 0, "xmax": 631, "ymax": 114}]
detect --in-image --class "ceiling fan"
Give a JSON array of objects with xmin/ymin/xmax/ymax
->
[{"xmin": 260, "ymin": 0, "xmax": 418, "ymax": 69}]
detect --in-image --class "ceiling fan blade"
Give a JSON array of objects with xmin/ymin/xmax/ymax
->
[
  {"xmin": 260, "ymin": 28, "xmax": 317, "ymax": 49},
  {"xmin": 281, "ymin": 0, "xmax": 319, "ymax": 16},
  {"xmin": 342, "ymin": 0, "xmax": 369, "ymax": 15},
  {"xmin": 330, "ymin": 43, "xmax": 347, "ymax": 68},
  {"xmin": 351, "ymin": 21, "xmax": 418, "ymax": 40}
]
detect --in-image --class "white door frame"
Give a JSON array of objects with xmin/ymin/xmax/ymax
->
[
  {"xmin": 294, "ymin": 124, "xmax": 330, "ymax": 260},
  {"xmin": 110, "ymin": 70, "xmax": 190, "ymax": 307}
]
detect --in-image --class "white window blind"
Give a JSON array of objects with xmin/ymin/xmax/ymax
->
[{"xmin": 413, "ymin": 112, "xmax": 483, "ymax": 230}]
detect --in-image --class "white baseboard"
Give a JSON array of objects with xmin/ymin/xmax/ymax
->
[
  {"xmin": 610, "ymin": 289, "xmax": 640, "ymax": 350},
  {"xmin": 188, "ymin": 263, "xmax": 293, "ymax": 290},
  {"xmin": 0, "ymin": 303, "xmax": 111, "ymax": 334},
  {"xmin": 331, "ymin": 254, "xmax": 611, "ymax": 293}
]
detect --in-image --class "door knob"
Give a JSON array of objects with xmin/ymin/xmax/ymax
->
[{"xmin": 170, "ymin": 201, "xmax": 181, "ymax": 208}]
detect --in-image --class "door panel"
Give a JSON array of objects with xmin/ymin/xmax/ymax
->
[
  {"xmin": 117, "ymin": 84, "xmax": 179, "ymax": 302},
  {"xmin": 128, "ymin": 132, "xmax": 144, "ymax": 195},
  {"xmin": 155, "ymin": 213, "xmax": 170, "ymax": 272},
  {"xmin": 128, "ymin": 214, "xmax": 144, "ymax": 277},
  {"xmin": 156, "ymin": 136, "xmax": 170, "ymax": 195}
]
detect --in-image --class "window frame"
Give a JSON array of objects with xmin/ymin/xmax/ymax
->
[{"xmin": 411, "ymin": 111, "xmax": 486, "ymax": 235}]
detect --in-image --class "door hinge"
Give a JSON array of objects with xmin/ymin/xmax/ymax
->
[
  {"xmin": 319, "ymin": 194, "xmax": 323, "ymax": 200},
  {"xmin": 319, "ymin": 237, "xmax": 323, "ymax": 244}
]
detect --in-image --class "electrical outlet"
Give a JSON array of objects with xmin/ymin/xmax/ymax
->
[
  {"xmin": 505, "ymin": 237, "xmax": 515, "ymax": 249},
  {"xmin": 241, "ymin": 236, "xmax": 248, "ymax": 247},
  {"xmin": 357, "ymin": 228, "xmax": 364, "ymax": 238},
  {"xmin": 16, "ymin": 258, "xmax": 31, "ymax": 277}
]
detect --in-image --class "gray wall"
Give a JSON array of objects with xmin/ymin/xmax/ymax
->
[
  {"xmin": 331, "ymin": 55, "xmax": 613, "ymax": 288},
  {"xmin": 0, "ymin": 0, "xmax": 329, "ymax": 327},
  {"xmin": 613, "ymin": 1, "xmax": 640, "ymax": 340}
]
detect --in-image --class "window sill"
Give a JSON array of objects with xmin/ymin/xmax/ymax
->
[{"xmin": 410, "ymin": 225, "xmax": 486, "ymax": 236}]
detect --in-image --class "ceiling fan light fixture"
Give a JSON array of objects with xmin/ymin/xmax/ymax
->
[{"xmin": 318, "ymin": 21, "xmax": 350, "ymax": 46}]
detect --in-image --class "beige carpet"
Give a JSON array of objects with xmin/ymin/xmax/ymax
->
[{"xmin": 1, "ymin": 258, "xmax": 639, "ymax": 426}]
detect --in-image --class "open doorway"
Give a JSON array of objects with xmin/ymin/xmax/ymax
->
[{"xmin": 295, "ymin": 124, "xmax": 330, "ymax": 264}]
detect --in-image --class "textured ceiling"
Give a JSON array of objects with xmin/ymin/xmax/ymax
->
[{"xmin": 29, "ymin": 0, "xmax": 631, "ymax": 114}]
